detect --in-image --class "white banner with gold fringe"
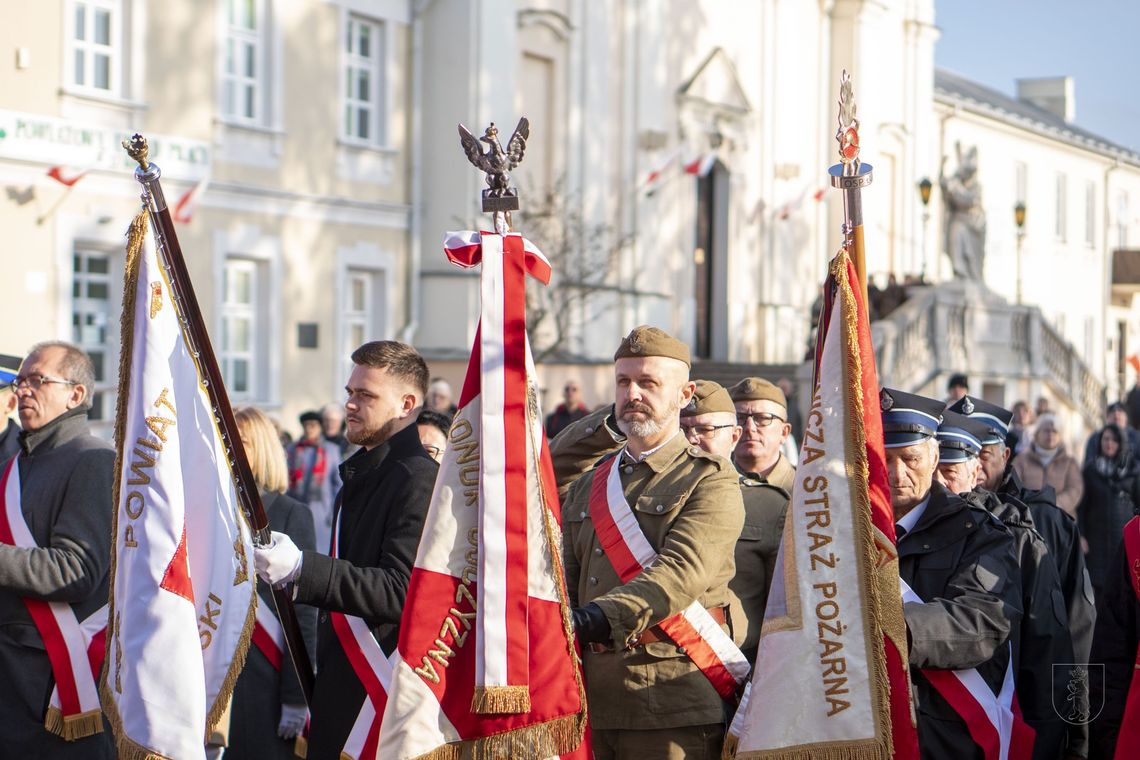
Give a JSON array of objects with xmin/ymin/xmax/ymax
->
[{"xmin": 100, "ymin": 214, "xmax": 256, "ymax": 760}]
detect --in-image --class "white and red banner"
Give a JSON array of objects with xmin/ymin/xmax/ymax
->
[
  {"xmin": 172, "ymin": 175, "xmax": 209, "ymax": 224},
  {"xmin": 0, "ymin": 459, "xmax": 107, "ymax": 740},
  {"xmin": 378, "ymin": 230, "xmax": 586, "ymax": 758},
  {"xmin": 730, "ymin": 252, "xmax": 918, "ymax": 759},
  {"xmin": 101, "ymin": 223, "xmax": 255, "ymax": 759}
]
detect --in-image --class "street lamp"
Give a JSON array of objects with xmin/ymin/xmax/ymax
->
[
  {"xmin": 1015, "ymin": 201, "xmax": 1027, "ymax": 304},
  {"xmin": 918, "ymin": 178, "xmax": 933, "ymax": 281}
]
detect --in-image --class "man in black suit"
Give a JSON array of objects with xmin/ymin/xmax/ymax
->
[{"xmin": 254, "ymin": 341, "xmax": 439, "ymax": 759}]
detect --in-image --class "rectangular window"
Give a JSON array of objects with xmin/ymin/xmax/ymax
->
[
  {"xmin": 339, "ymin": 265, "xmax": 387, "ymax": 379},
  {"xmin": 1014, "ymin": 161, "xmax": 1027, "ymax": 204},
  {"xmin": 1119, "ymin": 191, "xmax": 1129, "ymax": 248},
  {"xmin": 1085, "ymin": 181, "xmax": 1096, "ymax": 247},
  {"xmin": 222, "ymin": 0, "xmax": 262, "ymax": 123},
  {"xmin": 221, "ymin": 258, "xmax": 260, "ymax": 400},
  {"xmin": 71, "ymin": 248, "xmax": 118, "ymax": 423},
  {"xmin": 343, "ymin": 16, "xmax": 385, "ymax": 144},
  {"xmin": 1055, "ymin": 173, "xmax": 1067, "ymax": 241},
  {"xmin": 69, "ymin": 0, "xmax": 120, "ymax": 95}
]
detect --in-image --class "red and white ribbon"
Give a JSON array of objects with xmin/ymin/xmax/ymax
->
[
  {"xmin": 252, "ymin": 597, "xmax": 285, "ymax": 672},
  {"xmin": 330, "ymin": 513, "xmax": 393, "ymax": 760},
  {"xmin": 443, "ymin": 230, "xmax": 551, "ymax": 711},
  {"xmin": 587, "ymin": 455, "xmax": 750, "ymax": 699},
  {"xmin": 900, "ymin": 577, "xmax": 1028, "ymax": 760},
  {"xmin": 1116, "ymin": 516, "xmax": 1140, "ymax": 760},
  {"xmin": 0, "ymin": 457, "xmax": 106, "ymax": 737}
]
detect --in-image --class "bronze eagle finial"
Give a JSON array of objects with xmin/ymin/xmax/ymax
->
[{"xmin": 458, "ymin": 117, "xmax": 529, "ymax": 211}]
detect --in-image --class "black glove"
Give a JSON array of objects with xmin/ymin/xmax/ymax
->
[{"xmin": 571, "ymin": 603, "xmax": 612, "ymax": 644}]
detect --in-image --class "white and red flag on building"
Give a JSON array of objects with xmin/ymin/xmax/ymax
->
[
  {"xmin": 100, "ymin": 214, "xmax": 256, "ymax": 759},
  {"xmin": 172, "ymin": 175, "xmax": 209, "ymax": 224},
  {"xmin": 46, "ymin": 165, "xmax": 88, "ymax": 187},
  {"xmin": 728, "ymin": 250, "xmax": 919, "ymax": 759},
  {"xmin": 378, "ymin": 229, "xmax": 587, "ymax": 759},
  {"xmin": 683, "ymin": 152, "xmax": 717, "ymax": 177}
]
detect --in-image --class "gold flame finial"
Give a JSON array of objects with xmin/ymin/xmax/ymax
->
[
  {"xmin": 122, "ymin": 133, "xmax": 149, "ymax": 171},
  {"xmin": 835, "ymin": 70, "xmax": 860, "ymax": 171}
]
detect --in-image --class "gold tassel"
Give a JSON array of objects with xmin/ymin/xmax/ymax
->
[
  {"xmin": 408, "ymin": 711, "xmax": 585, "ymax": 760},
  {"xmin": 293, "ymin": 734, "xmax": 308, "ymax": 758},
  {"xmin": 721, "ymin": 730, "xmax": 740, "ymax": 760},
  {"xmin": 470, "ymin": 685, "xmax": 531, "ymax": 715},
  {"xmin": 44, "ymin": 706, "xmax": 104, "ymax": 741}
]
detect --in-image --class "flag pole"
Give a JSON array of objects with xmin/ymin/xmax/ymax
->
[
  {"xmin": 829, "ymin": 70, "xmax": 874, "ymax": 300},
  {"xmin": 122, "ymin": 134, "xmax": 315, "ymax": 705}
]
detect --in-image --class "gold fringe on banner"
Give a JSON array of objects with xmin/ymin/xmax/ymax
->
[
  {"xmin": 44, "ymin": 706, "xmax": 104, "ymax": 741},
  {"xmin": 721, "ymin": 730, "xmax": 740, "ymax": 760},
  {"xmin": 98, "ymin": 210, "xmax": 177, "ymax": 760},
  {"xmin": 470, "ymin": 684, "xmax": 531, "ymax": 715}
]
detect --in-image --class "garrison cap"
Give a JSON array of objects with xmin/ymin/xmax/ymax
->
[
  {"xmin": 299, "ymin": 410, "xmax": 322, "ymax": 425},
  {"xmin": 936, "ymin": 410, "xmax": 989, "ymax": 463},
  {"xmin": 614, "ymin": 325, "xmax": 691, "ymax": 368},
  {"xmin": 0, "ymin": 353, "xmax": 21, "ymax": 385},
  {"xmin": 946, "ymin": 395, "xmax": 1012, "ymax": 446},
  {"xmin": 880, "ymin": 387, "xmax": 943, "ymax": 448},
  {"xmin": 681, "ymin": 380, "xmax": 735, "ymax": 417},
  {"xmin": 728, "ymin": 377, "xmax": 787, "ymax": 410}
]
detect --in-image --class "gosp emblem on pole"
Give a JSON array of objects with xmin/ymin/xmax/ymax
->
[
  {"xmin": 829, "ymin": 71, "xmax": 873, "ymax": 296},
  {"xmin": 458, "ymin": 117, "xmax": 529, "ymax": 234}
]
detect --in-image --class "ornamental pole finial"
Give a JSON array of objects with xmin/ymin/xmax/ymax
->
[
  {"xmin": 835, "ymin": 70, "xmax": 860, "ymax": 175},
  {"xmin": 123, "ymin": 133, "xmax": 150, "ymax": 171}
]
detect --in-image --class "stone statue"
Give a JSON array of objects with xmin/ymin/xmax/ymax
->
[{"xmin": 940, "ymin": 143, "xmax": 986, "ymax": 280}]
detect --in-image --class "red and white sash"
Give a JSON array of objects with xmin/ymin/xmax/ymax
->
[
  {"xmin": 587, "ymin": 454, "xmax": 750, "ymax": 699},
  {"xmin": 0, "ymin": 457, "xmax": 107, "ymax": 740},
  {"xmin": 901, "ymin": 578, "xmax": 1033, "ymax": 760},
  {"xmin": 330, "ymin": 513, "xmax": 393, "ymax": 760},
  {"xmin": 1118, "ymin": 515, "xmax": 1140, "ymax": 760},
  {"xmin": 252, "ymin": 597, "xmax": 285, "ymax": 671}
]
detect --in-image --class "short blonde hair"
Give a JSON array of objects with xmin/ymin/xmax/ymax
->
[{"xmin": 234, "ymin": 406, "xmax": 288, "ymax": 494}]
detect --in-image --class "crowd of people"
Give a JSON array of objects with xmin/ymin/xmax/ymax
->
[{"xmin": 2, "ymin": 332, "xmax": 1140, "ymax": 759}]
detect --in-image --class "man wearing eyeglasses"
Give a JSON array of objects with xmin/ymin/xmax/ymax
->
[
  {"xmin": 728, "ymin": 377, "xmax": 795, "ymax": 493},
  {"xmin": 1, "ymin": 341, "xmax": 115, "ymax": 757}
]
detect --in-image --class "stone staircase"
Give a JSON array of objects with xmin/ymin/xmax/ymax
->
[{"xmin": 870, "ymin": 280, "xmax": 1105, "ymax": 436}]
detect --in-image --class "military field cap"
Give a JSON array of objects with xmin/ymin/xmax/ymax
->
[
  {"xmin": 681, "ymin": 380, "xmax": 735, "ymax": 417},
  {"xmin": 728, "ymin": 377, "xmax": 787, "ymax": 409},
  {"xmin": 880, "ymin": 387, "xmax": 943, "ymax": 448},
  {"xmin": 936, "ymin": 410, "xmax": 989, "ymax": 463},
  {"xmin": 946, "ymin": 395, "xmax": 1012, "ymax": 446},
  {"xmin": 299, "ymin": 410, "xmax": 322, "ymax": 425},
  {"xmin": 613, "ymin": 325, "xmax": 691, "ymax": 368}
]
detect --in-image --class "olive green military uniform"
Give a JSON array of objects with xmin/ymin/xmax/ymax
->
[
  {"xmin": 562, "ymin": 432, "xmax": 745, "ymax": 754},
  {"xmin": 550, "ymin": 405, "xmax": 624, "ymax": 500},
  {"xmin": 731, "ymin": 474, "xmax": 790, "ymax": 663}
]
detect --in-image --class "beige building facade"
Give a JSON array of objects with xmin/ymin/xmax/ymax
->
[{"xmin": 1, "ymin": 0, "xmax": 415, "ymax": 436}]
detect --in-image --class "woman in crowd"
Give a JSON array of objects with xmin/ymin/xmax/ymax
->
[
  {"xmin": 1012, "ymin": 413, "xmax": 1084, "ymax": 517},
  {"xmin": 1079, "ymin": 423, "xmax": 1139, "ymax": 596},
  {"xmin": 227, "ymin": 406, "xmax": 318, "ymax": 760}
]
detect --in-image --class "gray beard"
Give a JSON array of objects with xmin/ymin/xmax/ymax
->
[{"xmin": 625, "ymin": 417, "xmax": 664, "ymax": 439}]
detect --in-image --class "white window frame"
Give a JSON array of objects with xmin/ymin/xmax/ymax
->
[
  {"xmin": 342, "ymin": 15, "xmax": 386, "ymax": 146},
  {"xmin": 213, "ymin": 226, "xmax": 282, "ymax": 405},
  {"xmin": 1085, "ymin": 181, "xmax": 1096, "ymax": 247},
  {"xmin": 1055, "ymin": 172, "xmax": 1067, "ymax": 242},
  {"xmin": 220, "ymin": 0, "xmax": 267, "ymax": 126},
  {"xmin": 1119, "ymin": 191, "xmax": 1129, "ymax": 249},
  {"xmin": 220, "ymin": 258, "xmax": 260, "ymax": 402},
  {"xmin": 335, "ymin": 242, "xmax": 395, "ymax": 392},
  {"xmin": 71, "ymin": 244, "xmax": 122, "ymax": 426},
  {"xmin": 66, "ymin": 0, "xmax": 123, "ymax": 96}
]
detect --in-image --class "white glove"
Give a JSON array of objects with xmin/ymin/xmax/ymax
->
[
  {"xmin": 254, "ymin": 531, "xmax": 303, "ymax": 587},
  {"xmin": 277, "ymin": 703, "xmax": 308, "ymax": 739}
]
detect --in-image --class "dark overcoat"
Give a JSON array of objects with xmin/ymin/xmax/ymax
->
[
  {"xmin": 1089, "ymin": 530, "xmax": 1140, "ymax": 759},
  {"xmin": 293, "ymin": 422, "xmax": 437, "ymax": 760},
  {"xmin": 0, "ymin": 408, "xmax": 114, "ymax": 758},
  {"xmin": 227, "ymin": 491, "xmax": 318, "ymax": 760},
  {"xmin": 900, "ymin": 483, "xmax": 1022, "ymax": 760}
]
